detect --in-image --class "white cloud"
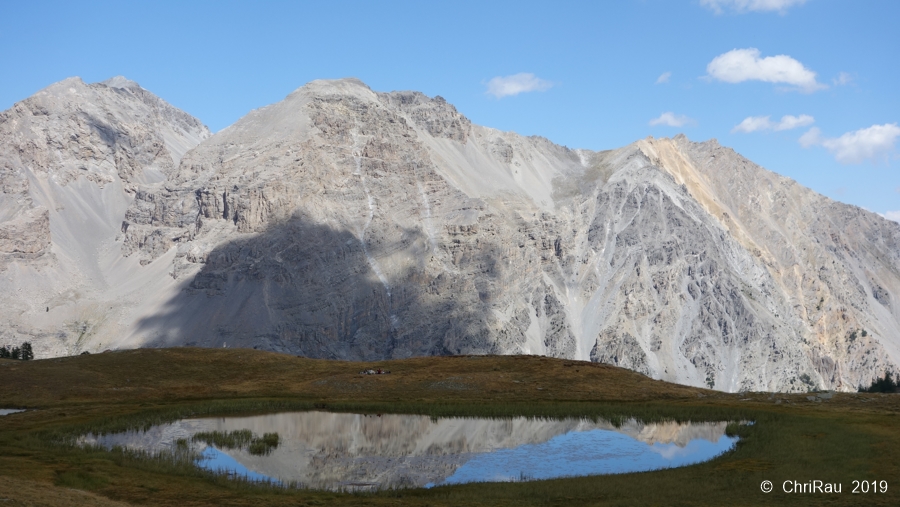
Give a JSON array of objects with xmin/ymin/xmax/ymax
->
[
  {"xmin": 656, "ymin": 72, "xmax": 672, "ymax": 84},
  {"xmin": 798, "ymin": 127, "xmax": 822, "ymax": 147},
  {"xmin": 732, "ymin": 114, "xmax": 814, "ymax": 133},
  {"xmin": 649, "ymin": 112, "xmax": 695, "ymax": 127},
  {"xmin": 485, "ymin": 73, "xmax": 553, "ymax": 98},
  {"xmin": 732, "ymin": 116, "xmax": 773, "ymax": 133},
  {"xmin": 706, "ymin": 48, "xmax": 826, "ymax": 92},
  {"xmin": 833, "ymin": 72, "xmax": 853, "ymax": 86},
  {"xmin": 882, "ymin": 211, "xmax": 900, "ymax": 223},
  {"xmin": 701, "ymin": 0, "xmax": 808, "ymax": 14},
  {"xmin": 800, "ymin": 124, "xmax": 900, "ymax": 164},
  {"xmin": 774, "ymin": 114, "xmax": 815, "ymax": 130}
]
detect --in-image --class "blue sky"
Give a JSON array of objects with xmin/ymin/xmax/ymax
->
[{"xmin": 2, "ymin": 0, "xmax": 898, "ymax": 217}]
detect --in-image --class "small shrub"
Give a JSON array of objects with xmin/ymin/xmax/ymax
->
[
  {"xmin": 248, "ymin": 432, "xmax": 280, "ymax": 455},
  {"xmin": 859, "ymin": 371, "xmax": 897, "ymax": 393},
  {"xmin": 247, "ymin": 440, "xmax": 271, "ymax": 456},
  {"xmin": 192, "ymin": 430, "xmax": 253, "ymax": 449},
  {"xmin": 261, "ymin": 432, "xmax": 279, "ymax": 447}
]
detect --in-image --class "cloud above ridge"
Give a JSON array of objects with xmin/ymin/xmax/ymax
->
[
  {"xmin": 649, "ymin": 112, "xmax": 695, "ymax": 127},
  {"xmin": 485, "ymin": 73, "xmax": 553, "ymax": 98},
  {"xmin": 800, "ymin": 123, "xmax": 900, "ymax": 164},
  {"xmin": 701, "ymin": 0, "xmax": 808, "ymax": 14},
  {"xmin": 732, "ymin": 114, "xmax": 814, "ymax": 133},
  {"xmin": 706, "ymin": 48, "xmax": 826, "ymax": 92},
  {"xmin": 833, "ymin": 72, "xmax": 853, "ymax": 86}
]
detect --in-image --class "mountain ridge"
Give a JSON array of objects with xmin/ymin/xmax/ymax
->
[{"xmin": 1, "ymin": 76, "xmax": 898, "ymax": 392}]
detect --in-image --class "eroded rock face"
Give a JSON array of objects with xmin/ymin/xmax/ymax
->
[
  {"xmin": 649, "ymin": 136, "xmax": 900, "ymax": 391},
  {"xmin": 0, "ymin": 76, "xmax": 210, "ymax": 356},
  {"xmin": 2, "ymin": 77, "xmax": 898, "ymax": 392},
  {"xmin": 0, "ymin": 207, "xmax": 49, "ymax": 254}
]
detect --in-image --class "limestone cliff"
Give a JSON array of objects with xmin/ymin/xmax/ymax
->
[
  {"xmin": 0, "ymin": 76, "xmax": 210, "ymax": 356},
  {"xmin": 2, "ymin": 77, "xmax": 898, "ymax": 392}
]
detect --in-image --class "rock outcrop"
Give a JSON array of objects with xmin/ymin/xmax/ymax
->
[
  {"xmin": 0, "ymin": 76, "xmax": 210, "ymax": 356},
  {"xmin": 2, "ymin": 76, "xmax": 898, "ymax": 392}
]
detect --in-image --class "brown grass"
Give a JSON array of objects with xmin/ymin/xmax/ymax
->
[
  {"xmin": 1, "ymin": 349, "xmax": 899, "ymax": 506},
  {"xmin": 0, "ymin": 348, "xmax": 709, "ymax": 406}
]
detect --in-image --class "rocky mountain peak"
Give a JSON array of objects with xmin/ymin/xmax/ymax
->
[
  {"xmin": 101, "ymin": 75, "xmax": 142, "ymax": 90},
  {"xmin": 0, "ymin": 76, "xmax": 211, "ymax": 357},
  {"xmin": 33, "ymin": 76, "xmax": 88, "ymax": 97},
  {"xmin": 1, "ymin": 77, "xmax": 898, "ymax": 393},
  {"xmin": 292, "ymin": 77, "xmax": 378, "ymax": 102}
]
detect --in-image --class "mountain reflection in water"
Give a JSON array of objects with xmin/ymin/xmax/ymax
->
[{"xmin": 83, "ymin": 412, "xmax": 737, "ymax": 490}]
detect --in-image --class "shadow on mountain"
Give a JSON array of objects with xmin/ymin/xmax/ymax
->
[{"xmin": 135, "ymin": 212, "xmax": 498, "ymax": 360}]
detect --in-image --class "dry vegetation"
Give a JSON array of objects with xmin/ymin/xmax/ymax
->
[{"xmin": 1, "ymin": 349, "xmax": 899, "ymax": 506}]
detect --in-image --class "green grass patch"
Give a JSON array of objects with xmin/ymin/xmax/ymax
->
[
  {"xmin": 55, "ymin": 468, "xmax": 109, "ymax": 490},
  {"xmin": 193, "ymin": 429, "xmax": 280, "ymax": 456},
  {"xmin": 1, "ymin": 348, "xmax": 898, "ymax": 506}
]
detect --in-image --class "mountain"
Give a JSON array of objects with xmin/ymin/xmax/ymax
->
[
  {"xmin": 0, "ymin": 77, "xmax": 210, "ymax": 354},
  {"xmin": 1, "ymin": 77, "xmax": 898, "ymax": 392}
]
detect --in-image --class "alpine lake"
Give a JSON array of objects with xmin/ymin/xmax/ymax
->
[
  {"xmin": 80, "ymin": 411, "xmax": 740, "ymax": 491},
  {"xmin": 2, "ymin": 350, "xmax": 897, "ymax": 506}
]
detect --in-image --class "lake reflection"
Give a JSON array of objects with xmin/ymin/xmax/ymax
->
[{"xmin": 83, "ymin": 412, "xmax": 737, "ymax": 490}]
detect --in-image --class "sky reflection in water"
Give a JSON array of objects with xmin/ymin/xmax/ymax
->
[
  {"xmin": 83, "ymin": 412, "xmax": 739, "ymax": 490},
  {"xmin": 198, "ymin": 447, "xmax": 275, "ymax": 484},
  {"xmin": 437, "ymin": 429, "xmax": 736, "ymax": 486}
]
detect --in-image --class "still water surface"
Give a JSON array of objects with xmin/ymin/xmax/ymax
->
[{"xmin": 83, "ymin": 412, "xmax": 738, "ymax": 490}]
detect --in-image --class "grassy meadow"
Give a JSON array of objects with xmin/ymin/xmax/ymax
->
[{"xmin": 0, "ymin": 348, "xmax": 898, "ymax": 506}]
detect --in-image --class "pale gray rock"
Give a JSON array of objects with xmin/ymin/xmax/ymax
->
[
  {"xmin": 0, "ymin": 76, "xmax": 210, "ymax": 357},
  {"xmin": 0, "ymin": 207, "xmax": 49, "ymax": 254},
  {"xmin": 2, "ymin": 77, "xmax": 898, "ymax": 393}
]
